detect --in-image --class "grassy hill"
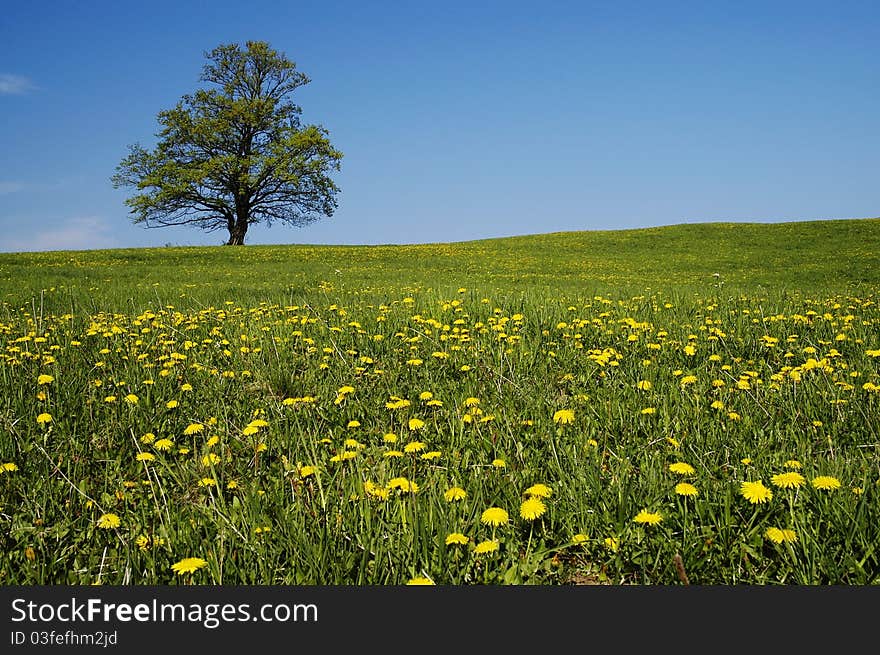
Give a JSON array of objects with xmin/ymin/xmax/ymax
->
[{"xmin": 2, "ymin": 217, "xmax": 879, "ymax": 310}]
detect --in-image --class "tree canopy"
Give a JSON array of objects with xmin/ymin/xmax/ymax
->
[{"xmin": 112, "ymin": 41, "xmax": 343, "ymax": 245}]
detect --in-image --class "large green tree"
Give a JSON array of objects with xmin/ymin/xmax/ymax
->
[{"xmin": 112, "ymin": 41, "xmax": 343, "ymax": 245}]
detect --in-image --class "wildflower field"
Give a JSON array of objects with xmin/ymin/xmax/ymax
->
[{"xmin": 2, "ymin": 218, "xmax": 880, "ymax": 585}]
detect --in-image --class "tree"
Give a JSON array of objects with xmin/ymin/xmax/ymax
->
[{"xmin": 112, "ymin": 41, "xmax": 343, "ymax": 245}]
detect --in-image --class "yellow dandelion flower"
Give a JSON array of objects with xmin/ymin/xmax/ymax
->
[
  {"xmin": 419, "ymin": 391, "xmax": 434, "ymax": 401},
  {"xmin": 771, "ymin": 472, "xmax": 805, "ymax": 489},
  {"xmin": 387, "ymin": 477, "xmax": 419, "ymax": 493},
  {"xmin": 603, "ymin": 537, "xmax": 620, "ymax": 552},
  {"xmin": 474, "ymin": 540, "xmax": 499, "ymax": 555},
  {"xmin": 201, "ymin": 453, "xmax": 221, "ymax": 466},
  {"xmin": 96, "ymin": 513, "xmax": 121, "ymax": 529},
  {"xmin": 346, "ymin": 420, "xmax": 361, "ymax": 428},
  {"xmin": 124, "ymin": 394, "xmax": 139, "ymax": 405},
  {"xmin": 669, "ymin": 462, "xmax": 695, "ymax": 475},
  {"xmin": 298, "ymin": 465, "xmax": 317, "ymax": 478},
  {"xmin": 446, "ymin": 532, "xmax": 469, "ymax": 545},
  {"xmin": 783, "ymin": 459, "xmax": 802, "ymax": 469},
  {"xmin": 36, "ymin": 413, "xmax": 53, "ymax": 425},
  {"xmin": 171, "ymin": 557, "xmax": 208, "ymax": 575},
  {"xmin": 183, "ymin": 423, "xmax": 204, "ymax": 435},
  {"xmin": 480, "ymin": 507, "xmax": 509, "ymax": 527},
  {"xmin": 420, "ymin": 451, "xmax": 441, "ymax": 460},
  {"xmin": 37, "ymin": 374, "xmax": 54, "ymax": 385},
  {"xmin": 165, "ymin": 400, "xmax": 179, "ymax": 409},
  {"xmin": 811, "ymin": 476, "xmax": 841, "ymax": 490},
  {"xmin": 636, "ymin": 380, "xmax": 652, "ymax": 391},
  {"xmin": 765, "ymin": 527, "xmax": 798, "ymax": 544},
  {"xmin": 406, "ymin": 576, "xmax": 435, "ymax": 585},
  {"xmin": 633, "ymin": 509, "xmax": 663, "ymax": 525},
  {"xmin": 408, "ymin": 418, "xmax": 425, "ymax": 430},
  {"xmin": 404, "ymin": 441, "xmax": 427, "ymax": 453},
  {"xmin": 519, "ymin": 497, "xmax": 547, "ymax": 521},
  {"xmin": 141, "ymin": 432, "xmax": 156, "ymax": 444},
  {"xmin": 464, "ymin": 397, "xmax": 480, "ymax": 407},
  {"xmin": 1, "ymin": 462, "xmax": 19, "ymax": 473},
  {"xmin": 444, "ymin": 486, "xmax": 467, "ymax": 502},
  {"xmin": 198, "ymin": 477, "xmax": 217, "ymax": 487},
  {"xmin": 553, "ymin": 409, "xmax": 575, "ymax": 424},
  {"xmin": 525, "ymin": 483, "xmax": 552, "ymax": 498},
  {"xmin": 572, "ymin": 533, "xmax": 589, "ymax": 545},
  {"xmin": 740, "ymin": 480, "xmax": 773, "ymax": 504},
  {"xmin": 153, "ymin": 438, "xmax": 174, "ymax": 451},
  {"xmin": 136, "ymin": 452, "xmax": 155, "ymax": 462},
  {"xmin": 675, "ymin": 482, "xmax": 698, "ymax": 497}
]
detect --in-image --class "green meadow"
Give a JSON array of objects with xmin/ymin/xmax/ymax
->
[{"xmin": 2, "ymin": 217, "xmax": 880, "ymax": 584}]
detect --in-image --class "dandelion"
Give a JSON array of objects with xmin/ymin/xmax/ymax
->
[
  {"xmin": 136, "ymin": 452, "xmax": 155, "ymax": 462},
  {"xmin": 183, "ymin": 423, "xmax": 204, "ymax": 435},
  {"xmin": 36, "ymin": 413, "xmax": 52, "ymax": 425},
  {"xmin": 96, "ymin": 513, "xmax": 121, "ymax": 529},
  {"xmin": 771, "ymin": 472, "xmax": 806, "ymax": 489},
  {"xmin": 408, "ymin": 418, "xmax": 425, "ymax": 430},
  {"xmin": 603, "ymin": 537, "xmax": 620, "ymax": 552},
  {"xmin": 124, "ymin": 394, "xmax": 139, "ymax": 405},
  {"xmin": 201, "ymin": 453, "xmax": 221, "ymax": 466},
  {"xmin": 445, "ymin": 533, "xmax": 469, "ymax": 546},
  {"xmin": 153, "ymin": 438, "xmax": 174, "ymax": 452},
  {"xmin": 141, "ymin": 432, "xmax": 156, "ymax": 444},
  {"xmin": 444, "ymin": 487, "xmax": 467, "ymax": 502},
  {"xmin": 765, "ymin": 527, "xmax": 798, "ymax": 544},
  {"xmin": 464, "ymin": 397, "xmax": 480, "ymax": 407},
  {"xmin": 572, "ymin": 533, "xmax": 589, "ymax": 545},
  {"xmin": 637, "ymin": 380, "xmax": 652, "ymax": 391},
  {"xmin": 480, "ymin": 507, "xmax": 509, "ymax": 527},
  {"xmin": 491, "ymin": 458, "xmax": 506, "ymax": 468},
  {"xmin": 166, "ymin": 400, "xmax": 179, "ymax": 409},
  {"xmin": 553, "ymin": 409, "xmax": 575, "ymax": 424},
  {"xmin": 406, "ymin": 576, "xmax": 435, "ymax": 585},
  {"xmin": 520, "ymin": 497, "xmax": 547, "ymax": 521},
  {"xmin": 811, "ymin": 476, "xmax": 841, "ymax": 491},
  {"xmin": 404, "ymin": 441, "xmax": 427, "ymax": 453},
  {"xmin": 740, "ymin": 480, "xmax": 773, "ymax": 504},
  {"xmin": 524, "ymin": 483, "xmax": 552, "ymax": 498},
  {"xmin": 420, "ymin": 451, "xmax": 442, "ymax": 460},
  {"xmin": 675, "ymin": 482, "xmax": 698, "ymax": 497},
  {"xmin": 474, "ymin": 540, "xmax": 499, "ymax": 555},
  {"xmin": 783, "ymin": 459, "xmax": 802, "ymax": 469},
  {"xmin": 346, "ymin": 420, "xmax": 361, "ymax": 428},
  {"xmin": 1, "ymin": 463, "xmax": 19, "ymax": 473},
  {"xmin": 171, "ymin": 557, "xmax": 208, "ymax": 575},
  {"xmin": 198, "ymin": 477, "xmax": 217, "ymax": 487},
  {"xmin": 387, "ymin": 477, "xmax": 419, "ymax": 493},
  {"xmin": 633, "ymin": 509, "xmax": 663, "ymax": 525},
  {"xmin": 37, "ymin": 374, "xmax": 54, "ymax": 385},
  {"xmin": 669, "ymin": 462, "xmax": 695, "ymax": 475},
  {"xmin": 298, "ymin": 465, "xmax": 317, "ymax": 478}
]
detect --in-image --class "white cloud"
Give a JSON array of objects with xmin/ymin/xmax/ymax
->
[
  {"xmin": 1, "ymin": 216, "xmax": 121, "ymax": 253},
  {"xmin": 0, "ymin": 73, "xmax": 36, "ymax": 95}
]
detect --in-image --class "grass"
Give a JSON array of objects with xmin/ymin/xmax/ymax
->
[{"xmin": 1, "ymin": 217, "xmax": 879, "ymax": 585}]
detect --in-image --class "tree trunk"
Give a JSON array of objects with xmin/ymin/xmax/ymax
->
[{"xmin": 226, "ymin": 217, "xmax": 248, "ymax": 245}]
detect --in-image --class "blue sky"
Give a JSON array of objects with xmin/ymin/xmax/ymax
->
[{"xmin": 1, "ymin": 0, "xmax": 878, "ymax": 252}]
